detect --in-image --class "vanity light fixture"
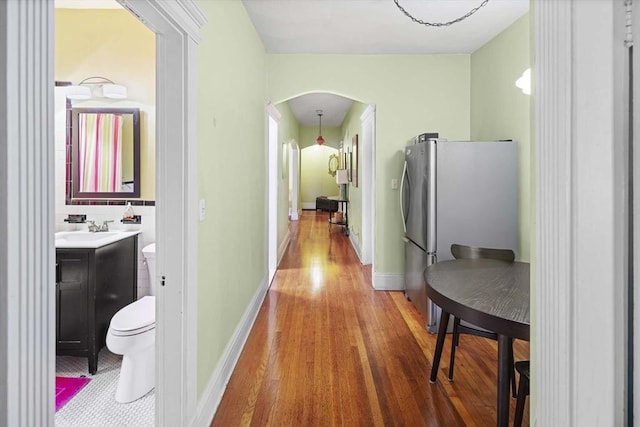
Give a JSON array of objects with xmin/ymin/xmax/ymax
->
[
  {"xmin": 316, "ymin": 110, "xmax": 325, "ymax": 145},
  {"xmin": 66, "ymin": 76, "xmax": 128, "ymax": 100}
]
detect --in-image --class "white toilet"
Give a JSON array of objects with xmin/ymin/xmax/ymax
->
[{"xmin": 106, "ymin": 243, "xmax": 156, "ymax": 403}]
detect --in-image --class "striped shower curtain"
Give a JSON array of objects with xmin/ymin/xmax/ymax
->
[{"xmin": 78, "ymin": 113, "xmax": 123, "ymax": 193}]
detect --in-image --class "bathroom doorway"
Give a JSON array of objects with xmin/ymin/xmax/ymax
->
[{"xmin": 52, "ymin": 0, "xmax": 203, "ymax": 425}]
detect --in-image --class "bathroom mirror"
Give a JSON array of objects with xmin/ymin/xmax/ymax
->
[{"xmin": 70, "ymin": 107, "xmax": 140, "ymax": 199}]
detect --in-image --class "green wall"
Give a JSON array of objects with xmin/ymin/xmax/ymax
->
[
  {"xmin": 195, "ymin": 0, "xmax": 267, "ymax": 398},
  {"xmin": 267, "ymin": 54, "xmax": 470, "ymax": 274},
  {"xmin": 340, "ymin": 101, "xmax": 368, "ymax": 250},
  {"xmin": 470, "ymin": 14, "xmax": 531, "ymax": 261}
]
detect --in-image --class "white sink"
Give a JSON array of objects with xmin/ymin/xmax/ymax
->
[{"xmin": 55, "ymin": 230, "xmax": 141, "ymax": 249}]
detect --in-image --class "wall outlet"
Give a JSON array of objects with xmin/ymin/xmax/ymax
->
[
  {"xmin": 391, "ymin": 178, "xmax": 398, "ymax": 190},
  {"xmin": 199, "ymin": 199, "xmax": 206, "ymax": 221}
]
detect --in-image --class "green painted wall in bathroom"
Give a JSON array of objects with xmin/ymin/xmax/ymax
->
[
  {"xmin": 267, "ymin": 54, "xmax": 471, "ymax": 275},
  {"xmin": 470, "ymin": 13, "xmax": 531, "ymax": 261},
  {"xmin": 195, "ymin": 0, "xmax": 267, "ymax": 398}
]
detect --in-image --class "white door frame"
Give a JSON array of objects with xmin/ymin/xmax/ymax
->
[
  {"xmin": 267, "ymin": 103, "xmax": 281, "ymax": 284},
  {"xmin": 360, "ymin": 104, "xmax": 375, "ymax": 268},
  {"xmin": 0, "ymin": 1, "xmax": 205, "ymax": 425},
  {"xmin": 535, "ymin": 1, "xmax": 627, "ymax": 424},
  {"xmin": 0, "ymin": 1, "xmax": 56, "ymax": 423},
  {"xmin": 289, "ymin": 141, "xmax": 300, "ymax": 221},
  {"xmin": 117, "ymin": 2, "xmax": 206, "ymax": 425}
]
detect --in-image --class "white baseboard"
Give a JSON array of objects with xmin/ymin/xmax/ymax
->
[
  {"xmin": 191, "ymin": 276, "xmax": 269, "ymax": 427},
  {"xmin": 278, "ymin": 229, "xmax": 291, "ymax": 266},
  {"xmin": 372, "ymin": 272, "xmax": 404, "ymax": 291},
  {"xmin": 348, "ymin": 231, "xmax": 362, "ymax": 263}
]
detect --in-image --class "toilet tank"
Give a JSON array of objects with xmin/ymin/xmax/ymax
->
[{"xmin": 142, "ymin": 243, "xmax": 156, "ymax": 295}]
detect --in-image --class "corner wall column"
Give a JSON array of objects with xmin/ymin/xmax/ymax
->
[{"xmin": 0, "ymin": 0, "xmax": 55, "ymax": 425}]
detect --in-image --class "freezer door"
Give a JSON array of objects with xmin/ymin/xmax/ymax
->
[{"xmin": 435, "ymin": 141, "xmax": 518, "ymax": 260}]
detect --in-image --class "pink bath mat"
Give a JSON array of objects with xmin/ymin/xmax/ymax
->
[{"xmin": 55, "ymin": 376, "xmax": 91, "ymax": 411}]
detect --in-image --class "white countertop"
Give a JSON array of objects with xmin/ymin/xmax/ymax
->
[{"xmin": 55, "ymin": 230, "xmax": 141, "ymax": 249}]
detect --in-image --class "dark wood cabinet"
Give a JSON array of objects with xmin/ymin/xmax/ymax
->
[{"xmin": 55, "ymin": 234, "xmax": 138, "ymax": 374}]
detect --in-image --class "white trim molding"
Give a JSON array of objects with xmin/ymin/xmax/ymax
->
[
  {"xmin": 349, "ymin": 232, "xmax": 363, "ymax": 263},
  {"xmin": 536, "ymin": 2, "xmax": 627, "ymax": 425},
  {"xmin": 0, "ymin": 1, "xmax": 55, "ymax": 425},
  {"xmin": 360, "ymin": 104, "xmax": 376, "ymax": 267},
  {"xmin": 634, "ymin": 0, "xmax": 640, "ymax": 420},
  {"xmin": 192, "ymin": 277, "xmax": 269, "ymax": 427},
  {"xmin": 277, "ymin": 228, "xmax": 291, "ymax": 267},
  {"xmin": 116, "ymin": 1, "xmax": 206, "ymax": 425}
]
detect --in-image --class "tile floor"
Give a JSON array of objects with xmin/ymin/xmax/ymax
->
[{"xmin": 55, "ymin": 348, "xmax": 154, "ymax": 427}]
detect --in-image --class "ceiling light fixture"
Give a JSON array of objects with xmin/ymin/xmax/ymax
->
[
  {"xmin": 66, "ymin": 76, "xmax": 128, "ymax": 100},
  {"xmin": 316, "ymin": 110, "xmax": 325, "ymax": 145},
  {"xmin": 393, "ymin": 0, "xmax": 489, "ymax": 27}
]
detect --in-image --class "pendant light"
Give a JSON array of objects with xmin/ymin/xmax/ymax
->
[{"xmin": 316, "ymin": 110, "xmax": 325, "ymax": 145}]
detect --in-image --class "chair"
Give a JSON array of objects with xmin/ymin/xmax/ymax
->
[
  {"xmin": 448, "ymin": 244, "xmax": 517, "ymax": 397},
  {"xmin": 513, "ymin": 361, "xmax": 530, "ymax": 427}
]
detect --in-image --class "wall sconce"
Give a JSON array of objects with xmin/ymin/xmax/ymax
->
[
  {"xmin": 66, "ymin": 76, "xmax": 128, "ymax": 100},
  {"xmin": 515, "ymin": 68, "xmax": 531, "ymax": 95}
]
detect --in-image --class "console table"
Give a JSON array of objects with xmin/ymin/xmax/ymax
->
[{"xmin": 327, "ymin": 196, "xmax": 348, "ymax": 235}]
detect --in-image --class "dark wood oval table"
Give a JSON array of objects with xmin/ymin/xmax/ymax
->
[{"xmin": 424, "ymin": 259, "xmax": 530, "ymax": 427}]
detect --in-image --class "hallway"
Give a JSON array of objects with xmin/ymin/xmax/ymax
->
[{"xmin": 212, "ymin": 211, "xmax": 529, "ymax": 426}]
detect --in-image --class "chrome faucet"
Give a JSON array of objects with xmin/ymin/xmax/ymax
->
[{"xmin": 87, "ymin": 220, "xmax": 114, "ymax": 232}]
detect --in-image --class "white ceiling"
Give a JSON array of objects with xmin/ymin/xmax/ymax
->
[
  {"xmin": 244, "ymin": 0, "xmax": 529, "ymax": 126},
  {"xmin": 55, "ymin": 0, "xmax": 121, "ymax": 8},
  {"xmin": 288, "ymin": 94, "xmax": 354, "ymax": 127},
  {"xmin": 241, "ymin": 0, "xmax": 529, "ymax": 55},
  {"xmin": 55, "ymin": 0, "xmax": 529, "ymax": 127}
]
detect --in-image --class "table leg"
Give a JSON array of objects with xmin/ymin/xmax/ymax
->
[
  {"xmin": 429, "ymin": 310, "xmax": 450, "ymax": 383},
  {"xmin": 497, "ymin": 334, "xmax": 512, "ymax": 427}
]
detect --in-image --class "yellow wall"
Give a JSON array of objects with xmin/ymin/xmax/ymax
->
[
  {"xmin": 301, "ymin": 145, "xmax": 340, "ymax": 205},
  {"xmin": 55, "ymin": 9, "xmax": 156, "ymax": 201},
  {"xmin": 267, "ymin": 54, "xmax": 470, "ymax": 274},
  {"xmin": 471, "ymin": 14, "xmax": 531, "ymax": 261},
  {"xmin": 195, "ymin": 0, "xmax": 267, "ymax": 397}
]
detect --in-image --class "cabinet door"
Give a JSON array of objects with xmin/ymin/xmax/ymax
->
[{"xmin": 56, "ymin": 251, "xmax": 89, "ymax": 349}]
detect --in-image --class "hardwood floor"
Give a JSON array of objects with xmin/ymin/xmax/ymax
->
[{"xmin": 211, "ymin": 211, "xmax": 530, "ymax": 426}]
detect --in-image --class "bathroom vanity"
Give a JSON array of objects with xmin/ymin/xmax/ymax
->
[{"xmin": 55, "ymin": 231, "xmax": 140, "ymax": 374}]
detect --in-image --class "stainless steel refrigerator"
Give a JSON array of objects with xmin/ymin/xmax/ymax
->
[{"xmin": 401, "ymin": 134, "xmax": 518, "ymax": 333}]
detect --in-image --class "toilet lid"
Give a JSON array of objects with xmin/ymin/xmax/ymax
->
[{"xmin": 110, "ymin": 296, "xmax": 155, "ymax": 333}]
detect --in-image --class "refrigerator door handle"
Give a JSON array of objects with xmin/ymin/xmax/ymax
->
[{"xmin": 400, "ymin": 160, "xmax": 408, "ymax": 233}]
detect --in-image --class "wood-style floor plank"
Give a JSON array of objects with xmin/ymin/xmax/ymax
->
[{"xmin": 211, "ymin": 211, "xmax": 530, "ymax": 426}]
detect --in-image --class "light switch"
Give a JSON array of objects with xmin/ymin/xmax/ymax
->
[
  {"xmin": 199, "ymin": 199, "xmax": 206, "ymax": 221},
  {"xmin": 391, "ymin": 179, "xmax": 398, "ymax": 190}
]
